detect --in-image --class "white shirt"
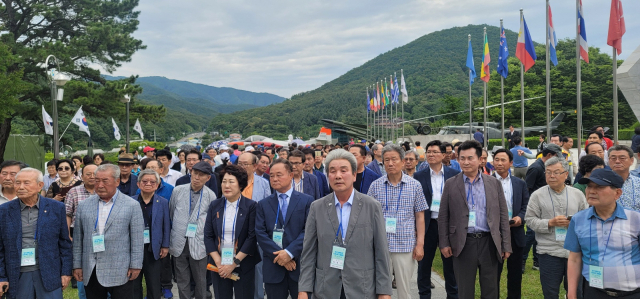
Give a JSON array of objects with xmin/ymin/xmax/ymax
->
[
  {"xmin": 222, "ymin": 199, "xmax": 240, "ymax": 244},
  {"xmin": 97, "ymin": 193, "xmax": 117, "ymax": 234},
  {"xmin": 162, "ymin": 169, "xmax": 183, "ymax": 187},
  {"xmin": 0, "ymin": 187, "xmax": 17, "ymax": 205},
  {"xmin": 429, "ymin": 165, "xmax": 444, "ymax": 219},
  {"xmin": 293, "ymin": 173, "xmax": 304, "ymax": 193},
  {"xmin": 494, "ymin": 173, "xmax": 513, "ymax": 216}
]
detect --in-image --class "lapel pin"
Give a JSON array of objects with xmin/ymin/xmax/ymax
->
[{"xmin": 45, "ymin": 210, "xmax": 47, "ymax": 213}]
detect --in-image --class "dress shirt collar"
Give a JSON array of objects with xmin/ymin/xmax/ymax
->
[
  {"xmin": 99, "ymin": 190, "xmax": 119, "ymax": 204},
  {"xmin": 587, "ymin": 203, "xmax": 628, "ymax": 222},
  {"xmin": 19, "ymin": 196, "xmax": 40, "ymax": 210},
  {"xmin": 225, "ymin": 198, "xmax": 240, "ymax": 209},
  {"xmin": 494, "ymin": 172, "xmax": 511, "ymax": 183},
  {"xmin": 334, "ymin": 189, "xmax": 355, "ymax": 208},
  {"xmin": 429, "ymin": 164, "xmax": 445, "ymax": 176},
  {"xmin": 463, "ymin": 171, "xmax": 483, "ymax": 184},
  {"xmin": 276, "ymin": 186, "xmax": 294, "ymax": 199},
  {"xmin": 383, "ymin": 172, "xmax": 410, "ymax": 187}
]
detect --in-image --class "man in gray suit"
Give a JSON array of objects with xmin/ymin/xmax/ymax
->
[
  {"xmin": 298, "ymin": 149, "xmax": 392, "ymax": 299},
  {"xmin": 438, "ymin": 140, "xmax": 511, "ymax": 299},
  {"xmin": 73, "ymin": 164, "xmax": 144, "ymax": 299}
]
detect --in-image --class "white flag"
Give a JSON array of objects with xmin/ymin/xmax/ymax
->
[
  {"xmin": 41, "ymin": 106, "xmax": 53, "ymax": 135},
  {"xmin": 133, "ymin": 119, "xmax": 144, "ymax": 140},
  {"xmin": 400, "ymin": 73, "xmax": 408, "ymax": 103},
  {"xmin": 112, "ymin": 118, "xmax": 121, "ymax": 141},
  {"xmin": 71, "ymin": 106, "xmax": 90, "ymax": 137}
]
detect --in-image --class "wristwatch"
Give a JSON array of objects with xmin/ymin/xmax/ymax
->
[{"xmin": 233, "ymin": 257, "xmax": 241, "ymax": 265}]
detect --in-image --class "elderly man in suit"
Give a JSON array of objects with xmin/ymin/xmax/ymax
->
[
  {"xmin": 0, "ymin": 168, "xmax": 72, "ymax": 299},
  {"xmin": 298, "ymin": 149, "xmax": 392, "ymax": 299},
  {"xmin": 72, "ymin": 164, "xmax": 144, "ymax": 299},
  {"xmin": 414, "ymin": 140, "xmax": 460, "ymax": 299},
  {"xmin": 438, "ymin": 140, "xmax": 511, "ymax": 299},
  {"xmin": 176, "ymin": 149, "xmax": 222, "ymax": 198},
  {"xmin": 256, "ymin": 159, "xmax": 314, "ymax": 299},
  {"xmin": 492, "ymin": 149, "xmax": 529, "ymax": 299},
  {"xmin": 288, "ymin": 150, "xmax": 321, "ymax": 200},
  {"xmin": 169, "ymin": 161, "xmax": 217, "ymax": 299}
]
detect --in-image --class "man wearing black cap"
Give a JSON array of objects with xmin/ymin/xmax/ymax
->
[
  {"xmin": 169, "ymin": 161, "xmax": 217, "ymax": 299},
  {"xmin": 176, "ymin": 150, "xmax": 221, "ymax": 198},
  {"xmin": 565, "ymin": 168, "xmax": 640, "ymax": 298}
]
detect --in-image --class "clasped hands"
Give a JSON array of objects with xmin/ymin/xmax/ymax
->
[{"xmin": 273, "ymin": 250, "xmax": 296, "ymax": 271}]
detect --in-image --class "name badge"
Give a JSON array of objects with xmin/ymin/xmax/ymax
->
[
  {"xmin": 589, "ymin": 265, "xmax": 604, "ymax": 289},
  {"xmin": 21, "ymin": 248, "xmax": 36, "ymax": 266},
  {"xmin": 92, "ymin": 234, "xmax": 105, "ymax": 253},
  {"xmin": 555, "ymin": 227, "xmax": 567, "ymax": 241},
  {"xmin": 185, "ymin": 223, "xmax": 197, "ymax": 238},
  {"xmin": 508, "ymin": 209, "xmax": 513, "ymax": 220},
  {"xmin": 431, "ymin": 195, "xmax": 441, "ymax": 213},
  {"xmin": 273, "ymin": 229, "xmax": 284, "ymax": 248},
  {"xmin": 468, "ymin": 211, "xmax": 476, "ymax": 227},
  {"xmin": 330, "ymin": 245, "xmax": 346, "ymax": 270},
  {"xmin": 385, "ymin": 218, "xmax": 397, "ymax": 233},
  {"xmin": 220, "ymin": 243, "xmax": 235, "ymax": 265},
  {"xmin": 143, "ymin": 228, "xmax": 150, "ymax": 244}
]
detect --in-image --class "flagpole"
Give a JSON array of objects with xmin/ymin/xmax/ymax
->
[
  {"xmin": 483, "ymin": 27, "xmax": 488, "ymax": 149},
  {"xmin": 576, "ymin": 1, "xmax": 582, "ymax": 156},
  {"xmin": 383, "ymin": 79, "xmax": 387, "ymax": 142},
  {"xmin": 546, "ymin": 0, "xmax": 552, "ymax": 139},
  {"xmin": 390, "ymin": 75, "xmax": 394, "ymax": 143},
  {"xmin": 613, "ymin": 49, "xmax": 618, "ymax": 144},
  {"xmin": 401, "ymin": 69, "xmax": 405, "ymax": 141},
  {"xmin": 395, "ymin": 72, "xmax": 399, "ymax": 142},
  {"xmin": 468, "ymin": 34, "xmax": 473, "ymax": 141},
  {"xmin": 366, "ymin": 87, "xmax": 369, "ymax": 141},
  {"xmin": 500, "ymin": 19, "xmax": 505, "ymax": 148},
  {"xmin": 59, "ymin": 105, "xmax": 83, "ymax": 142}
]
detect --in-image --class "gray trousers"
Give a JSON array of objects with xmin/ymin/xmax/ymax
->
[
  {"xmin": 513, "ymin": 167, "xmax": 528, "ymax": 180},
  {"xmin": 452, "ymin": 235, "xmax": 500, "ymax": 299},
  {"xmin": 175, "ymin": 242, "xmax": 208, "ymax": 299}
]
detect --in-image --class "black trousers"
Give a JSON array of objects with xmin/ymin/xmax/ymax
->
[
  {"xmin": 133, "ymin": 245, "xmax": 162, "ymax": 299},
  {"xmin": 160, "ymin": 254, "xmax": 173, "ymax": 289},
  {"xmin": 583, "ymin": 278, "xmax": 640, "ymax": 298},
  {"xmin": 211, "ymin": 267, "xmax": 255, "ymax": 299},
  {"xmin": 417, "ymin": 219, "xmax": 458, "ymax": 299},
  {"xmin": 265, "ymin": 272, "xmax": 298, "ymax": 299},
  {"xmin": 452, "ymin": 235, "xmax": 500, "ymax": 299},
  {"xmin": 85, "ymin": 268, "xmax": 135, "ymax": 299},
  {"xmin": 497, "ymin": 233, "xmax": 524, "ymax": 299}
]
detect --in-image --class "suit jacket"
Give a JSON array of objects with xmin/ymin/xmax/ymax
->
[
  {"xmin": 300, "ymin": 172, "xmax": 321, "ymax": 200},
  {"xmin": 73, "ymin": 192, "xmax": 144, "ymax": 287},
  {"xmin": 175, "ymin": 171, "xmax": 222, "ymax": 199},
  {"xmin": 298, "ymin": 191, "xmax": 392, "ymax": 299},
  {"xmin": 133, "ymin": 194, "xmax": 171, "ymax": 260},
  {"xmin": 503, "ymin": 175, "xmax": 529, "ymax": 248},
  {"xmin": 169, "ymin": 184, "xmax": 217, "ymax": 260},
  {"xmin": 251, "ymin": 173, "xmax": 271, "ymax": 202},
  {"xmin": 359, "ymin": 167, "xmax": 381, "ymax": 195},
  {"xmin": 437, "ymin": 173, "xmax": 512, "ymax": 262},
  {"xmin": 0, "ymin": 196, "xmax": 72, "ymax": 299},
  {"xmin": 506, "ymin": 130, "xmax": 521, "ymax": 148},
  {"xmin": 366, "ymin": 160, "xmax": 384, "ymax": 177},
  {"xmin": 255, "ymin": 190, "xmax": 313, "ymax": 283},
  {"xmin": 312, "ymin": 170, "xmax": 330, "ymax": 197},
  {"xmin": 413, "ymin": 165, "xmax": 460, "ymax": 232},
  {"xmin": 203, "ymin": 196, "xmax": 260, "ymax": 274}
]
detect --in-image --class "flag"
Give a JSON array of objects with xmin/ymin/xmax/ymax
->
[
  {"xmin": 41, "ymin": 105, "xmax": 53, "ymax": 135},
  {"xmin": 400, "ymin": 73, "xmax": 408, "ymax": 103},
  {"xmin": 516, "ymin": 14, "xmax": 537, "ymax": 72},
  {"xmin": 548, "ymin": 5, "xmax": 559, "ymax": 66},
  {"xmin": 497, "ymin": 25, "xmax": 509, "ymax": 78},
  {"xmin": 112, "ymin": 118, "xmax": 121, "ymax": 140},
  {"xmin": 376, "ymin": 84, "xmax": 381, "ymax": 110},
  {"xmin": 480, "ymin": 34, "xmax": 491, "ymax": 82},
  {"xmin": 607, "ymin": 0, "xmax": 626, "ymax": 55},
  {"xmin": 393, "ymin": 74, "xmax": 400, "ymax": 104},
  {"xmin": 134, "ymin": 119, "xmax": 144, "ymax": 139},
  {"xmin": 367, "ymin": 89, "xmax": 371, "ymax": 112},
  {"xmin": 578, "ymin": 0, "xmax": 589, "ymax": 63},
  {"xmin": 71, "ymin": 107, "xmax": 90, "ymax": 137},
  {"xmin": 385, "ymin": 80, "xmax": 390, "ymax": 105},
  {"xmin": 370, "ymin": 88, "xmax": 375, "ymax": 111},
  {"xmin": 381, "ymin": 83, "xmax": 386, "ymax": 109},
  {"xmin": 466, "ymin": 40, "xmax": 477, "ymax": 84}
]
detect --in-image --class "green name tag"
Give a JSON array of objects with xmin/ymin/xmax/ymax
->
[
  {"xmin": 555, "ymin": 227, "xmax": 567, "ymax": 241},
  {"xmin": 143, "ymin": 229, "xmax": 150, "ymax": 244},
  {"xmin": 468, "ymin": 211, "xmax": 476, "ymax": 227},
  {"xmin": 273, "ymin": 230, "xmax": 284, "ymax": 248},
  {"xmin": 21, "ymin": 248, "xmax": 36, "ymax": 266},
  {"xmin": 185, "ymin": 223, "xmax": 197, "ymax": 238},
  {"xmin": 431, "ymin": 195, "xmax": 441, "ymax": 213},
  {"xmin": 385, "ymin": 217, "xmax": 397, "ymax": 233},
  {"xmin": 508, "ymin": 209, "xmax": 513, "ymax": 220},
  {"xmin": 330, "ymin": 245, "xmax": 346, "ymax": 270},
  {"xmin": 221, "ymin": 246, "xmax": 234, "ymax": 265},
  {"xmin": 589, "ymin": 265, "xmax": 604, "ymax": 289},
  {"xmin": 92, "ymin": 234, "xmax": 105, "ymax": 253}
]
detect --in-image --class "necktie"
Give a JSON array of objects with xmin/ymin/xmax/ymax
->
[{"xmin": 279, "ymin": 193, "xmax": 288, "ymax": 222}]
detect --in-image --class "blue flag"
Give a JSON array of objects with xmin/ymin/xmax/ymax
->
[
  {"xmin": 466, "ymin": 40, "xmax": 477, "ymax": 84},
  {"xmin": 497, "ymin": 26, "xmax": 509, "ymax": 78},
  {"xmin": 393, "ymin": 74, "xmax": 400, "ymax": 104},
  {"xmin": 367, "ymin": 90, "xmax": 370, "ymax": 112}
]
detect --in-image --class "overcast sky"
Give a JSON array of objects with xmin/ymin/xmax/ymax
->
[{"xmin": 112, "ymin": 0, "xmax": 639, "ymax": 98}]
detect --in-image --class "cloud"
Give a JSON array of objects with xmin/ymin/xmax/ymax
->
[{"xmin": 113, "ymin": 0, "xmax": 640, "ymax": 98}]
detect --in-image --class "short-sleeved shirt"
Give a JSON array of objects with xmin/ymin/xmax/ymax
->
[
  {"xmin": 564, "ymin": 204, "xmax": 640, "ymax": 291},
  {"xmin": 618, "ymin": 175, "xmax": 640, "ymax": 212},
  {"xmin": 510, "ymin": 146, "xmax": 532, "ymax": 168},
  {"xmin": 367, "ymin": 173, "xmax": 428, "ymax": 253}
]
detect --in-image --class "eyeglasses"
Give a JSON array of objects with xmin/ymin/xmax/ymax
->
[
  {"xmin": 141, "ymin": 180, "xmax": 157, "ymax": 185},
  {"xmin": 57, "ymin": 167, "xmax": 71, "ymax": 171},
  {"xmin": 609, "ymin": 156, "xmax": 630, "ymax": 162},
  {"xmin": 545, "ymin": 171, "xmax": 567, "ymax": 177},
  {"xmin": 426, "ymin": 151, "xmax": 442, "ymax": 155}
]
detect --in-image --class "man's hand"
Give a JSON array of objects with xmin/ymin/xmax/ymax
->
[
  {"xmin": 510, "ymin": 216, "xmax": 522, "ymax": 227},
  {"xmin": 218, "ymin": 264, "xmax": 236, "ymax": 279},
  {"xmin": 273, "ymin": 250, "xmax": 292, "ymax": 266},
  {"xmin": 284, "ymin": 260, "xmax": 296, "ymax": 271},
  {"xmin": 549, "ymin": 215, "xmax": 570, "ymax": 228},
  {"xmin": 412, "ymin": 245, "xmax": 424, "ymax": 261},
  {"xmin": 61, "ymin": 275, "xmax": 72, "ymax": 290},
  {"xmin": 502, "ymin": 252, "xmax": 511, "ymax": 260},
  {"xmin": 378, "ymin": 295, "xmax": 392, "ymax": 299},
  {"xmin": 441, "ymin": 247, "xmax": 453, "ymax": 258},
  {"xmin": 517, "ymin": 150, "xmax": 524, "ymax": 156},
  {"xmin": 54, "ymin": 194, "xmax": 64, "ymax": 201},
  {"xmin": 160, "ymin": 248, "xmax": 169, "ymax": 259},
  {"xmin": 73, "ymin": 269, "xmax": 83, "ymax": 282},
  {"xmin": 0, "ymin": 281, "xmax": 8, "ymax": 297},
  {"xmin": 298, "ymin": 292, "xmax": 309, "ymax": 299},
  {"xmin": 127, "ymin": 269, "xmax": 141, "ymax": 281}
]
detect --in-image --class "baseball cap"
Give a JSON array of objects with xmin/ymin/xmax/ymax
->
[
  {"xmin": 219, "ymin": 145, "xmax": 229, "ymax": 150},
  {"xmin": 202, "ymin": 153, "xmax": 211, "ymax": 160},
  {"xmin": 191, "ymin": 161, "xmax": 213, "ymax": 175},
  {"xmin": 143, "ymin": 146, "xmax": 155, "ymax": 153},
  {"xmin": 220, "ymin": 152, "xmax": 230, "ymax": 160},
  {"xmin": 245, "ymin": 146, "xmax": 255, "ymax": 152},
  {"xmin": 578, "ymin": 168, "xmax": 624, "ymax": 188},
  {"xmin": 543, "ymin": 143, "xmax": 564, "ymax": 159}
]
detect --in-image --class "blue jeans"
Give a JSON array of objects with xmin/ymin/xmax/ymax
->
[
  {"xmin": 77, "ymin": 280, "xmax": 87, "ymax": 299},
  {"xmin": 17, "ymin": 270, "xmax": 62, "ymax": 299}
]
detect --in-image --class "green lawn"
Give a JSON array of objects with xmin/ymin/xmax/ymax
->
[
  {"xmin": 431, "ymin": 249, "xmax": 567, "ymax": 298},
  {"xmin": 63, "ymin": 279, "xmax": 146, "ymax": 299}
]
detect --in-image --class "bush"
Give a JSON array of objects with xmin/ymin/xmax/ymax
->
[
  {"xmin": 129, "ymin": 141, "xmax": 166, "ymax": 152},
  {"xmin": 488, "ymin": 136, "xmax": 542, "ymax": 150},
  {"xmin": 618, "ymin": 130, "xmax": 634, "ymax": 140}
]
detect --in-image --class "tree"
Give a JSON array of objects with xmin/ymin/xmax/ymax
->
[{"xmin": 0, "ymin": 0, "xmax": 165, "ymax": 161}]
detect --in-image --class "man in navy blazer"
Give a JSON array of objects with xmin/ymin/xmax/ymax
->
[
  {"xmin": 366, "ymin": 143, "xmax": 386, "ymax": 177},
  {"xmin": 288, "ymin": 150, "xmax": 321, "ymax": 200},
  {"xmin": 255, "ymin": 159, "xmax": 313, "ymax": 299},
  {"xmin": 413, "ymin": 140, "xmax": 459, "ymax": 299},
  {"xmin": 0, "ymin": 168, "xmax": 72, "ymax": 299},
  {"xmin": 175, "ymin": 149, "xmax": 222, "ymax": 198},
  {"xmin": 302, "ymin": 149, "xmax": 330, "ymax": 197},
  {"xmin": 492, "ymin": 149, "xmax": 529, "ymax": 299},
  {"xmin": 349, "ymin": 144, "xmax": 381, "ymax": 194}
]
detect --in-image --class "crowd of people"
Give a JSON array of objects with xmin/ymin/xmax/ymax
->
[{"xmin": 0, "ymin": 128, "xmax": 639, "ymax": 299}]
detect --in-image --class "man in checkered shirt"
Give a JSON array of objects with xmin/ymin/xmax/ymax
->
[{"xmin": 368, "ymin": 144, "xmax": 427, "ymax": 299}]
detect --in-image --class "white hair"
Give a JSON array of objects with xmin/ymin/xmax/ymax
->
[
  {"xmin": 16, "ymin": 167, "xmax": 44, "ymax": 183},
  {"xmin": 95, "ymin": 164, "xmax": 120, "ymax": 180}
]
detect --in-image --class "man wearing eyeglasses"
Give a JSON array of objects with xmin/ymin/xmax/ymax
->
[
  {"xmin": 287, "ymin": 150, "xmax": 320, "ymax": 200},
  {"xmin": 525, "ymin": 157, "xmax": 587, "ymax": 299},
  {"xmin": 607, "ymin": 145, "xmax": 640, "ymax": 212}
]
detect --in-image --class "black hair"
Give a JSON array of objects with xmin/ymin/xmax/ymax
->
[
  {"xmin": 186, "ymin": 149, "xmax": 202, "ymax": 160},
  {"xmin": 0, "ymin": 160, "xmax": 27, "ymax": 171},
  {"xmin": 277, "ymin": 147, "xmax": 288, "ymax": 153},
  {"xmin": 458, "ymin": 140, "xmax": 482, "ymax": 158},
  {"xmin": 46, "ymin": 160, "xmax": 58, "ymax": 167},
  {"xmin": 561, "ymin": 136, "xmax": 570, "ymax": 143},
  {"xmin": 350, "ymin": 144, "xmax": 367, "ymax": 157},
  {"xmin": 578, "ymin": 155, "xmax": 605, "ymax": 175},
  {"xmin": 442, "ymin": 142, "xmax": 453, "ymax": 151},
  {"xmin": 635, "ymin": 127, "xmax": 640, "ymax": 135},
  {"xmin": 71, "ymin": 156, "xmax": 82, "ymax": 162},
  {"xmin": 454, "ymin": 141, "xmax": 462, "ymax": 148},
  {"xmin": 585, "ymin": 142, "xmax": 605, "ymax": 154},
  {"xmin": 588, "ymin": 131, "xmax": 603, "ymax": 140},
  {"xmin": 55, "ymin": 159, "xmax": 75, "ymax": 172},
  {"xmin": 270, "ymin": 158, "xmax": 293, "ymax": 173},
  {"xmin": 289, "ymin": 150, "xmax": 306, "ymax": 163},
  {"xmin": 426, "ymin": 140, "xmax": 446, "ymax": 153},
  {"xmin": 231, "ymin": 144, "xmax": 239, "ymax": 150},
  {"xmin": 493, "ymin": 148, "xmax": 513, "ymax": 162},
  {"xmin": 512, "ymin": 136, "xmax": 522, "ymax": 145},
  {"xmin": 220, "ymin": 164, "xmax": 249, "ymax": 192},
  {"xmin": 92, "ymin": 153, "xmax": 105, "ymax": 162},
  {"xmin": 156, "ymin": 149, "xmax": 173, "ymax": 160},
  {"xmin": 265, "ymin": 148, "xmax": 275, "ymax": 155},
  {"xmin": 140, "ymin": 158, "xmax": 159, "ymax": 170},
  {"xmin": 415, "ymin": 141, "xmax": 421, "ymax": 146},
  {"xmin": 551, "ymin": 134, "xmax": 562, "ymax": 141},
  {"xmin": 82, "ymin": 155, "xmax": 93, "ymax": 165}
]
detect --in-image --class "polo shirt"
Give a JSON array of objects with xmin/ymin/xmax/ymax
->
[{"xmin": 510, "ymin": 145, "xmax": 532, "ymax": 168}]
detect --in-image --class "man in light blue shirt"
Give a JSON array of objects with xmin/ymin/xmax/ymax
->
[{"xmin": 510, "ymin": 137, "xmax": 532, "ymax": 180}]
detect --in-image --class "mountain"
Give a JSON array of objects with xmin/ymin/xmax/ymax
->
[{"xmin": 209, "ymin": 24, "xmax": 634, "ymax": 140}]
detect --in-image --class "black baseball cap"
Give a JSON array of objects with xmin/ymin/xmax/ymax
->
[
  {"xmin": 578, "ymin": 168, "xmax": 624, "ymax": 188},
  {"xmin": 191, "ymin": 161, "xmax": 213, "ymax": 176}
]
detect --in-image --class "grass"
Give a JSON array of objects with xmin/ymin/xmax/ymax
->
[
  {"xmin": 431, "ymin": 248, "xmax": 567, "ymax": 298},
  {"xmin": 63, "ymin": 279, "xmax": 146, "ymax": 299}
]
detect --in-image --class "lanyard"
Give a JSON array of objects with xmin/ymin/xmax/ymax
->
[
  {"xmin": 589, "ymin": 217, "xmax": 615, "ymax": 263},
  {"xmin": 189, "ymin": 190, "xmax": 203, "ymax": 221},
  {"xmin": 223, "ymin": 199, "xmax": 239, "ymax": 241},
  {"xmin": 274, "ymin": 196, "xmax": 285, "ymax": 229},
  {"xmin": 335, "ymin": 204, "xmax": 345, "ymax": 241},
  {"xmin": 466, "ymin": 175, "xmax": 479, "ymax": 209},
  {"xmin": 384, "ymin": 182, "xmax": 404, "ymax": 216},
  {"xmin": 547, "ymin": 186, "xmax": 569, "ymax": 217},
  {"xmin": 94, "ymin": 191, "xmax": 118, "ymax": 232}
]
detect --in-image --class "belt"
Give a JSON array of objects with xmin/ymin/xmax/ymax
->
[
  {"xmin": 467, "ymin": 232, "xmax": 490, "ymax": 238},
  {"xmin": 598, "ymin": 288, "xmax": 640, "ymax": 297}
]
